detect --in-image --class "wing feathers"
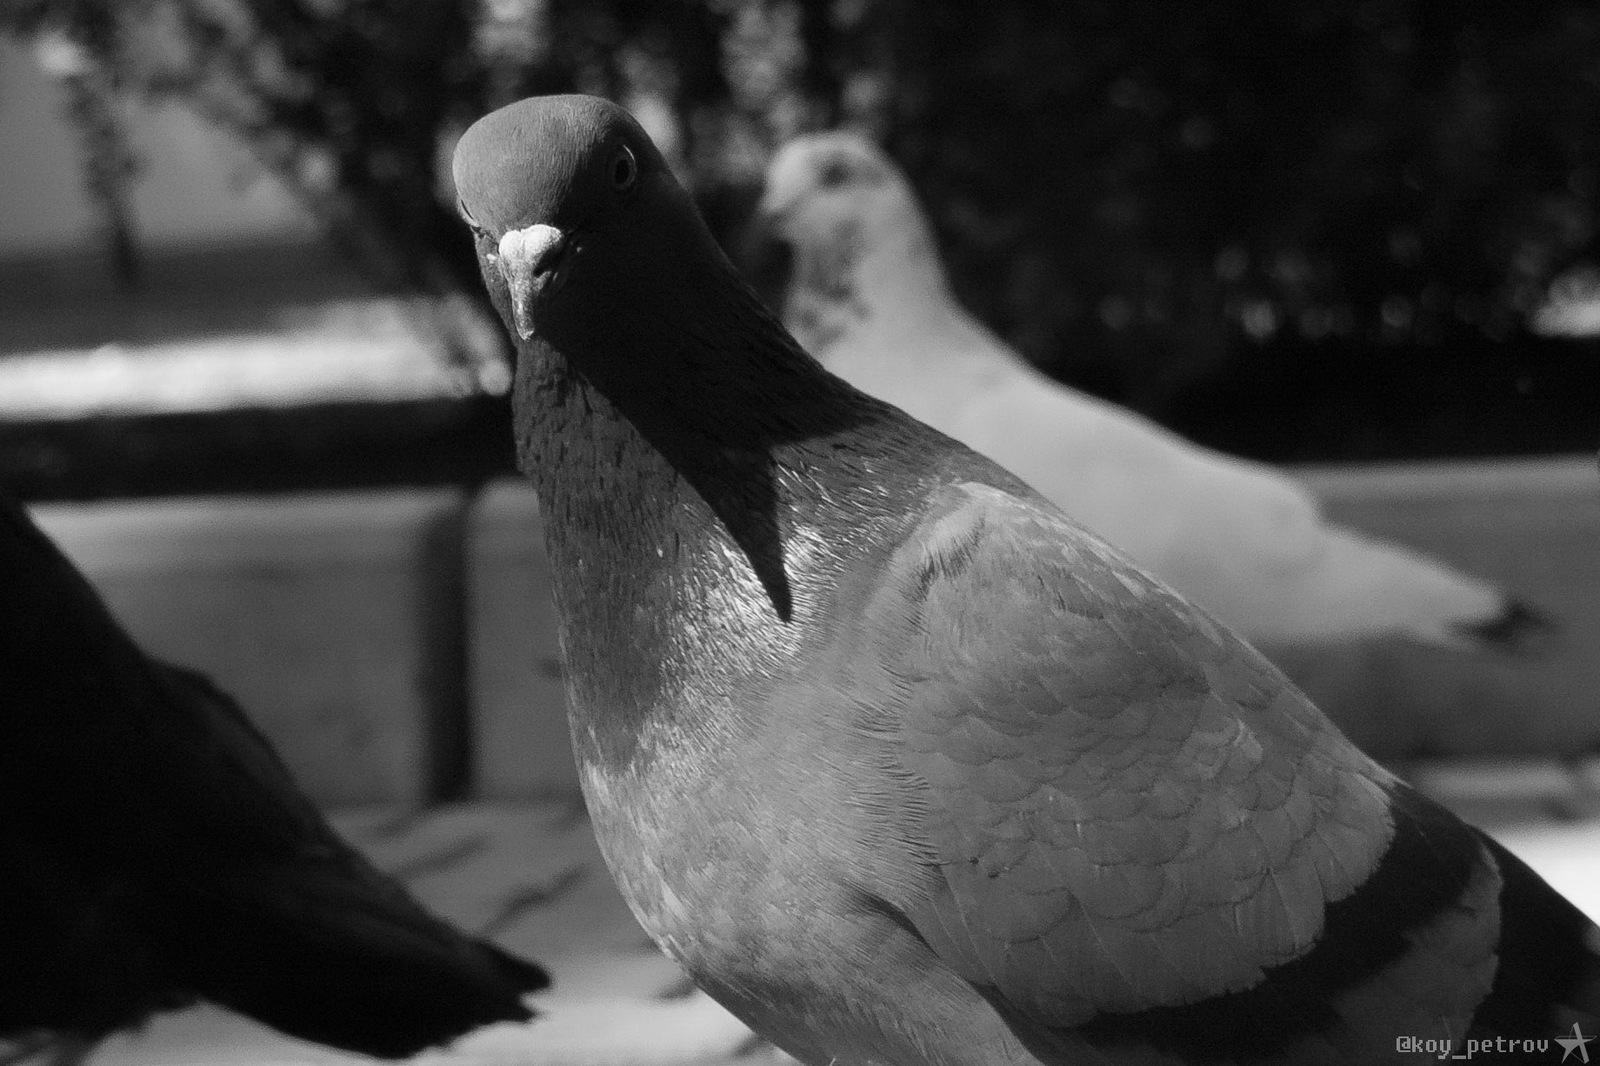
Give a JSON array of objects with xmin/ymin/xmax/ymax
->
[
  {"xmin": 864, "ymin": 483, "xmax": 1597, "ymax": 1060},
  {"xmin": 1056, "ymin": 784, "xmax": 1492, "ymax": 1061}
]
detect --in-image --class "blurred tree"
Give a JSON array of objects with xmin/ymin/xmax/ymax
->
[
  {"xmin": 6, "ymin": 0, "xmax": 145, "ymax": 287},
  {"xmin": 853, "ymin": 0, "xmax": 1600, "ymax": 410},
  {"xmin": 2, "ymin": 0, "xmax": 1597, "ymax": 429}
]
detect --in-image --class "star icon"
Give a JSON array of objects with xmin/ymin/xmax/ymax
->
[{"xmin": 1557, "ymin": 1022, "xmax": 1594, "ymax": 1063}]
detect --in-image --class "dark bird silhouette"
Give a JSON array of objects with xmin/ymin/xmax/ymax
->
[
  {"xmin": 0, "ymin": 493, "xmax": 548, "ymax": 1063},
  {"xmin": 454, "ymin": 94, "xmax": 1600, "ymax": 1065}
]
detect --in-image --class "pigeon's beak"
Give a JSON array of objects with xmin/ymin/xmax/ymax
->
[{"xmin": 496, "ymin": 223, "xmax": 570, "ymax": 341}]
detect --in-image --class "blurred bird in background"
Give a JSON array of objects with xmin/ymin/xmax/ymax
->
[
  {"xmin": 0, "ymin": 492, "xmax": 548, "ymax": 1065},
  {"xmin": 749, "ymin": 131, "xmax": 1555, "ymax": 655}
]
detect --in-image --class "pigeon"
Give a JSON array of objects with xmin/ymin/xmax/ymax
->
[
  {"xmin": 749, "ymin": 130, "xmax": 1552, "ymax": 654},
  {"xmin": 0, "ymin": 492, "xmax": 548, "ymax": 1063},
  {"xmin": 454, "ymin": 94, "xmax": 1600, "ymax": 1065}
]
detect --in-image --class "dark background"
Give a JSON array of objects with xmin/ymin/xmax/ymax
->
[{"xmin": 2, "ymin": 0, "xmax": 1596, "ymax": 501}]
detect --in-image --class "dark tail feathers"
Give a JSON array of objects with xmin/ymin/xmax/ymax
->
[
  {"xmin": 170, "ymin": 866, "xmax": 549, "ymax": 1058},
  {"xmin": 1456, "ymin": 599, "xmax": 1561, "ymax": 657},
  {"xmin": 1473, "ymin": 833, "xmax": 1600, "ymax": 1035}
]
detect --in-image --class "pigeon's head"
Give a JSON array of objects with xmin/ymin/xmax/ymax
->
[
  {"xmin": 754, "ymin": 131, "xmax": 918, "ymax": 252},
  {"xmin": 744, "ymin": 131, "xmax": 944, "ymax": 349},
  {"xmin": 453, "ymin": 94, "xmax": 696, "ymax": 343}
]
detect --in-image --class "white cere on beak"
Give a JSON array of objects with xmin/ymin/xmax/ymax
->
[{"xmin": 496, "ymin": 223, "xmax": 569, "ymax": 341}]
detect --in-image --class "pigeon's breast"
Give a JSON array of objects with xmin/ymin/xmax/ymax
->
[{"xmin": 570, "ymin": 678, "xmax": 1031, "ymax": 1066}]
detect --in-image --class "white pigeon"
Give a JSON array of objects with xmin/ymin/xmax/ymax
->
[{"xmin": 754, "ymin": 130, "xmax": 1549, "ymax": 652}]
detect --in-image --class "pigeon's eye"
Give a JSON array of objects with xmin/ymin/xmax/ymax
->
[{"xmin": 610, "ymin": 146, "xmax": 638, "ymax": 192}]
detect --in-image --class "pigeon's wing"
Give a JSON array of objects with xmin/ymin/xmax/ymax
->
[
  {"xmin": 949, "ymin": 373, "xmax": 1472, "ymax": 642},
  {"xmin": 950, "ymin": 372, "xmax": 1315, "ymax": 565},
  {"xmin": 855, "ymin": 481, "xmax": 1592, "ymax": 1062}
]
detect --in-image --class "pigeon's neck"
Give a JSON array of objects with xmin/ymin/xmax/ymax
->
[
  {"xmin": 513, "ymin": 276, "xmax": 936, "ymax": 772},
  {"xmin": 785, "ymin": 206, "xmax": 955, "ymax": 356},
  {"xmin": 864, "ymin": 206, "xmax": 953, "ymax": 306}
]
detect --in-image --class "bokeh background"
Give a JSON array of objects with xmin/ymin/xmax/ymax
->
[{"xmin": 2, "ymin": 0, "xmax": 1598, "ymax": 501}]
